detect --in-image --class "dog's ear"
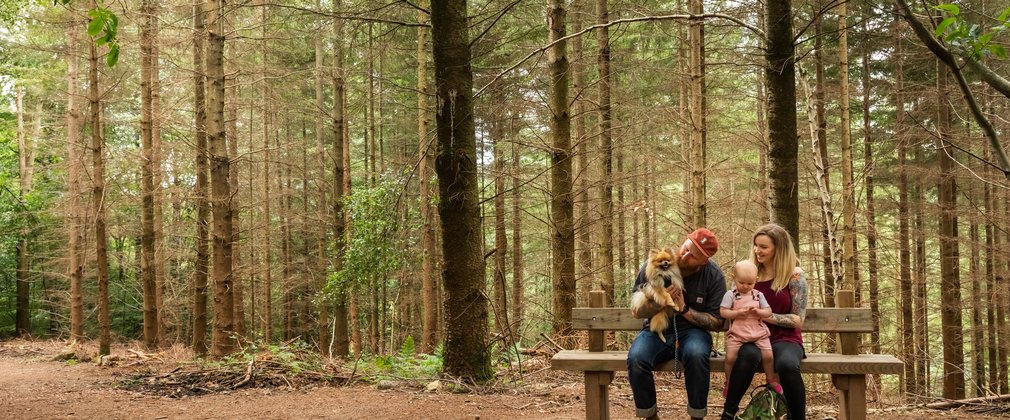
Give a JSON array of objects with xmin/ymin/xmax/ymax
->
[
  {"xmin": 663, "ymin": 247, "xmax": 678, "ymax": 259},
  {"xmin": 648, "ymin": 248, "xmax": 660, "ymax": 259}
]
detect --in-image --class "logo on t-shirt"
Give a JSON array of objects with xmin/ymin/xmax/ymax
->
[{"xmin": 696, "ymin": 297, "xmax": 703, "ymax": 304}]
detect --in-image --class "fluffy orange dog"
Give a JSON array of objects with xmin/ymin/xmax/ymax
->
[{"xmin": 630, "ymin": 247, "xmax": 684, "ymax": 343}]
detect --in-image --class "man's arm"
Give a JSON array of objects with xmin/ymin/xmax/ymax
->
[
  {"xmin": 679, "ymin": 263, "xmax": 727, "ymax": 331},
  {"xmin": 683, "ymin": 308, "xmax": 725, "ymax": 330}
]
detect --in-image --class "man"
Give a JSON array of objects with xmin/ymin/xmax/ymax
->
[{"xmin": 627, "ymin": 228, "xmax": 726, "ymax": 420}]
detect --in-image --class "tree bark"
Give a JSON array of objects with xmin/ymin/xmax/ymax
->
[
  {"xmin": 66, "ymin": 28, "xmax": 85, "ymax": 342},
  {"xmin": 15, "ymin": 84, "xmax": 31, "ymax": 337},
  {"xmin": 207, "ymin": 0, "xmax": 235, "ymax": 357},
  {"xmin": 416, "ymin": 0, "xmax": 437, "ymax": 354},
  {"xmin": 596, "ymin": 0, "xmax": 615, "ymax": 306},
  {"xmin": 571, "ymin": 0, "xmax": 592, "ymax": 306},
  {"xmin": 140, "ymin": 0, "xmax": 161, "ymax": 350},
  {"xmin": 985, "ymin": 174, "xmax": 998, "ymax": 393},
  {"xmin": 331, "ymin": 0, "xmax": 349, "ymax": 358},
  {"xmin": 191, "ymin": 0, "xmax": 210, "ymax": 356},
  {"xmin": 431, "ymin": 0, "xmax": 490, "ymax": 380},
  {"xmin": 912, "ymin": 145, "xmax": 929, "ymax": 396},
  {"xmin": 764, "ymin": 0, "xmax": 798, "ymax": 243},
  {"xmin": 969, "ymin": 188, "xmax": 985, "ymax": 396},
  {"xmin": 313, "ymin": 0, "xmax": 329, "ymax": 353},
  {"xmin": 688, "ymin": 0, "xmax": 706, "ymax": 228},
  {"xmin": 510, "ymin": 125, "xmax": 524, "ymax": 335},
  {"xmin": 88, "ymin": 27, "xmax": 111, "ymax": 356},
  {"xmin": 936, "ymin": 64, "xmax": 966, "ymax": 399},
  {"xmin": 548, "ymin": 0, "xmax": 575, "ymax": 341},
  {"xmin": 861, "ymin": 25, "xmax": 880, "ymax": 362},
  {"xmin": 894, "ymin": 12, "xmax": 915, "ymax": 392},
  {"xmin": 838, "ymin": 0, "xmax": 856, "ymax": 293},
  {"xmin": 260, "ymin": 0, "xmax": 272, "ymax": 341}
]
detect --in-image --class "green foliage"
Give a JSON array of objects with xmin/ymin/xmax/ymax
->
[
  {"xmin": 934, "ymin": 3, "xmax": 1010, "ymax": 60},
  {"xmin": 358, "ymin": 336, "xmax": 442, "ymax": 382},
  {"xmin": 86, "ymin": 6, "xmax": 119, "ymax": 66},
  {"xmin": 323, "ymin": 178, "xmax": 407, "ymax": 300}
]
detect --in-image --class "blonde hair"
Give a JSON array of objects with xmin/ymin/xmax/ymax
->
[{"xmin": 750, "ymin": 223, "xmax": 798, "ymax": 292}]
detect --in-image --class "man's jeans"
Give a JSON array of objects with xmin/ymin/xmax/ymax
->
[{"xmin": 627, "ymin": 326, "xmax": 713, "ymax": 418}]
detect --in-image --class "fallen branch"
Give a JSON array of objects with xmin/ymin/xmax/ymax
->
[
  {"xmin": 232, "ymin": 359, "xmax": 255, "ymax": 389},
  {"xmin": 925, "ymin": 393, "xmax": 1010, "ymax": 410}
]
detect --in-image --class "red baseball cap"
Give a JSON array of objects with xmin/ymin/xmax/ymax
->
[{"xmin": 688, "ymin": 228, "xmax": 719, "ymax": 258}]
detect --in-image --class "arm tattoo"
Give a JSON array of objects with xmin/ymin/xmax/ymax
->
[
  {"xmin": 686, "ymin": 309, "xmax": 725, "ymax": 331},
  {"xmin": 768, "ymin": 273, "xmax": 810, "ymax": 329}
]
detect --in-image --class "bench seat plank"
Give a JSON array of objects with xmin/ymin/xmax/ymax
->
[
  {"xmin": 572, "ymin": 307, "xmax": 874, "ymax": 333},
  {"xmin": 552, "ymin": 350, "xmax": 903, "ymax": 375}
]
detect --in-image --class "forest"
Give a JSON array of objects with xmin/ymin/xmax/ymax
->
[{"xmin": 2, "ymin": 0, "xmax": 1010, "ymax": 408}]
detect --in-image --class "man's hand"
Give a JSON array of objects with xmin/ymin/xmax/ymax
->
[
  {"xmin": 631, "ymin": 299, "xmax": 662, "ymax": 319},
  {"xmin": 669, "ymin": 286, "xmax": 685, "ymax": 311}
]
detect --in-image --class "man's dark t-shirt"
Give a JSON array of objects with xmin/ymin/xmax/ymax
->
[{"xmin": 632, "ymin": 259, "xmax": 727, "ymax": 333}]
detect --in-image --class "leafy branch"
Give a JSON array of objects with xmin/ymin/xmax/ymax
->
[{"xmin": 55, "ymin": 0, "xmax": 121, "ymax": 66}]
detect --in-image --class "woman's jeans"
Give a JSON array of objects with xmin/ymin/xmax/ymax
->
[
  {"xmin": 721, "ymin": 340, "xmax": 806, "ymax": 420},
  {"xmin": 627, "ymin": 327, "xmax": 713, "ymax": 418}
]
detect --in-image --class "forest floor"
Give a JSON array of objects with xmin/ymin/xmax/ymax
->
[{"xmin": 0, "ymin": 339, "xmax": 1005, "ymax": 420}]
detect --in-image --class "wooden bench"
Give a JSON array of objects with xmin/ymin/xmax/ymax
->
[{"xmin": 551, "ymin": 290, "xmax": 902, "ymax": 420}]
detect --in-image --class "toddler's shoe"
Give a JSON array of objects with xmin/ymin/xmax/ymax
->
[{"xmin": 768, "ymin": 381, "xmax": 783, "ymax": 393}]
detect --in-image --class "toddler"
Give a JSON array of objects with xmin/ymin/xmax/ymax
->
[{"xmin": 720, "ymin": 260, "xmax": 781, "ymax": 395}]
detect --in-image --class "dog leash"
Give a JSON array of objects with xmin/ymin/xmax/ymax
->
[{"xmin": 672, "ymin": 312, "xmax": 681, "ymax": 379}]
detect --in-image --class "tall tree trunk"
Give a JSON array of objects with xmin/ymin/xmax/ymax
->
[
  {"xmin": 894, "ymin": 12, "xmax": 915, "ymax": 391},
  {"xmin": 331, "ymin": 0, "xmax": 349, "ymax": 358},
  {"xmin": 969, "ymin": 190, "xmax": 985, "ymax": 396},
  {"xmin": 229, "ymin": 82, "xmax": 244, "ymax": 339},
  {"xmin": 912, "ymin": 146, "xmax": 929, "ymax": 396},
  {"xmin": 15, "ymin": 84, "xmax": 31, "ymax": 337},
  {"xmin": 1001, "ymin": 187, "xmax": 1010, "ymax": 394},
  {"xmin": 314, "ymin": 3, "xmax": 330, "ymax": 352},
  {"xmin": 150, "ymin": 0, "xmax": 166, "ymax": 347},
  {"xmin": 66, "ymin": 30, "xmax": 85, "ymax": 342},
  {"xmin": 140, "ymin": 0, "xmax": 161, "ymax": 350},
  {"xmin": 572, "ymin": 0, "xmax": 592, "ymax": 306},
  {"xmin": 510, "ymin": 122, "xmax": 524, "ymax": 333},
  {"xmin": 260, "ymin": 0, "xmax": 272, "ymax": 341},
  {"xmin": 861, "ymin": 25, "xmax": 880, "ymax": 360},
  {"xmin": 765, "ymin": 0, "xmax": 798, "ymax": 241},
  {"xmin": 814, "ymin": 1, "xmax": 834, "ymax": 309},
  {"xmin": 15, "ymin": 83, "xmax": 30, "ymax": 337},
  {"xmin": 548, "ymin": 0, "xmax": 575, "ymax": 340},
  {"xmin": 191, "ymin": 0, "xmax": 210, "ymax": 356},
  {"xmin": 937, "ymin": 62, "xmax": 966, "ymax": 399},
  {"xmin": 431, "ymin": 0, "xmax": 490, "ymax": 380},
  {"xmin": 207, "ymin": 0, "xmax": 235, "ymax": 357},
  {"xmin": 595, "ymin": 0, "xmax": 615, "ymax": 305},
  {"xmin": 985, "ymin": 175, "xmax": 997, "ymax": 393},
  {"xmin": 88, "ymin": 28, "xmax": 111, "ymax": 356},
  {"xmin": 799, "ymin": 69, "xmax": 841, "ymax": 308},
  {"xmin": 837, "ymin": 0, "xmax": 856, "ymax": 293},
  {"xmin": 688, "ymin": 0, "xmax": 706, "ymax": 227},
  {"xmin": 416, "ymin": 0, "xmax": 437, "ymax": 354},
  {"xmin": 492, "ymin": 86, "xmax": 510, "ymax": 340},
  {"xmin": 281, "ymin": 124, "xmax": 293, "ymax": 342}
]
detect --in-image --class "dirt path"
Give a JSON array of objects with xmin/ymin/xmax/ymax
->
[{"xmin": 0, "ymin": 340, "xmax": 999, "ymax": 419}]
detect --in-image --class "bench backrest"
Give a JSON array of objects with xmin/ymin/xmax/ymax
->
[{"xmin": 571, "ymin": 307, "xmax": 873, "ymax": 333}]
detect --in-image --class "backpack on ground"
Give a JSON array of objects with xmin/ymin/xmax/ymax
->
[{"xmin": 736, "ymin": 384, "xmax": 788, "ymax": 420}]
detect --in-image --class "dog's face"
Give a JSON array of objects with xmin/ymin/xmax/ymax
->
[{"xmin": 648, "ymin": 248, "xmax": 680, "ymax": 273}]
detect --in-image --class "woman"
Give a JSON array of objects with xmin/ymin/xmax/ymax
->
[{"xmin": 720, "ymin": 223, "xmax": 808, "ymax": 420}]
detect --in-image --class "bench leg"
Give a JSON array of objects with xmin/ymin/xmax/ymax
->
[
  {"xmin": 832, "ymin": 374, "xmax": 867, "ymax": 420},
  {"xmin": 584, "ymin": 371, "xmax": 614, "ymax": 420}
]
